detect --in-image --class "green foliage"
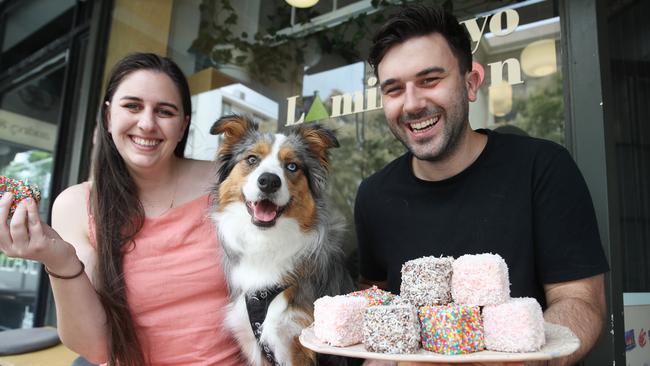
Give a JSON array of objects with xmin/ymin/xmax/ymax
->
[
  {"xmin": 0, "ymin": 150, "xmax": 52, "ymax": 193},
  {"xmin": 27, "ymin": 151, "xmax": 50, "ymax": 163},
  {"xmin": 314, "ymin": 114, "xmax": 404, "ymax": 244},
  {"xmin": 511, "ymin": 74, "xmax": 565, "ymax": 145},
  {"xmin": 189, "ymin": 0, "xmax": 394, "ymax": 84},
  {"xmin": 189, "ymin": 0, "xmax": 296, "ymax": 83}
]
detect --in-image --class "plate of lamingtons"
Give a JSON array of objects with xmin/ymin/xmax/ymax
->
[
  {"xmin": 300, "ymin": 322, "xmax": 579, "ymax": 363},
  {"xmin": 300, "ymin": 254, "xmax": 581, "ymax": 363}
]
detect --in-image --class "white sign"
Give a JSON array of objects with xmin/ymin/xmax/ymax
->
[{"xmin": 0, "ymin": 109, "xmax": 57, "ymax": 151}]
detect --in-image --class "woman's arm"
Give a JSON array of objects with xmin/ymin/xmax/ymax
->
[
  {"xmin": 49, "ymin": 184, "xmax": 109, "ymax": 364},
  {"xmin": 0, "ymin": 183, "xmax": 109, "ymax": 363}
]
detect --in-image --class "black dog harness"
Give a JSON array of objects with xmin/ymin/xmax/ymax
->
[{"xmin": 245, "ymin": 285, "xmax": 287, "ymax": 366}]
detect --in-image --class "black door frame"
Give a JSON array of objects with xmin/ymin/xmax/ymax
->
[
  {"xmin": 36, "ymin": 0, "xmax": 113, "ymax": 327},
  {"xmin": 561, "ymin": 0, "xmax": 625, "ymax": 364}
]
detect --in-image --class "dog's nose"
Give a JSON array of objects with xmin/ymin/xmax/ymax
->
[{"xmin": 257, "ymin": 173, "xmax": 281, "ymax": 193}]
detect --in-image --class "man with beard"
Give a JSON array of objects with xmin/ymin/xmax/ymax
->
[{"xmin": 354, "ymin": 4, "xmax": 609, "ymax": 365}]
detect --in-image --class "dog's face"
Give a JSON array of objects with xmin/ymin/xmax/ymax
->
[{"xmin": 211, "ymin": 115, "xmax": 338, "ymax": 231}]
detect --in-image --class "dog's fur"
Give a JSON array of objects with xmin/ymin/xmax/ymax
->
[{"xmin": 210, "ymin": 115, "xmax": 355, "ymax": 366}]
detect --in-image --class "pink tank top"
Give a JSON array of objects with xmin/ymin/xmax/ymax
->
[{"xmin": 87, "ymin": 186, "xmax": 242, "ymax": 365}]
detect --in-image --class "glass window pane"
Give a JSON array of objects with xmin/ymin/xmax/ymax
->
[
  {"xmin": 0, "ymin": 0, "xmax": 75, "ymax": 72},
  {"xmin": 0, "ymin": 62, "xmax": 64, "ymax": 330},
  {"xmin": 2, "ymin": 0, "xmax": 75, "ymax": 52},
  {"xmin": 469, "ymin": 1, "xmax": 563, "ymax": 145},
  {"xmin": 102, "ymin": 0, "xmax": 567, "ymax": 283},
  {"xmin": 186, "ymin": 83, "xmax": 279, "ymax": 161},
  {"xmin": 161, "ymin": 0, "xmax": 565, "ymax": 278}
]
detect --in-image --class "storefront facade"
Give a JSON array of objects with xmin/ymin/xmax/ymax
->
[{"xmin": 1, "ymin": 0, "xmax": 648, "ymax": 364}]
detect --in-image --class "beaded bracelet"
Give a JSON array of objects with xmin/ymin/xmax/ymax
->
[{"xmin": 44, "ymin": 261, "xmax": 85, "ymax": 280}]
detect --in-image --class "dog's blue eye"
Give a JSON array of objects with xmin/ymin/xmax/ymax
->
[
  {"xmin": 246, "ymin": 155, "xmax": 258, "ymax": 165},
  {"xmin": 286, "ymin": 162, "xmax": 298, "ymax": 172}
]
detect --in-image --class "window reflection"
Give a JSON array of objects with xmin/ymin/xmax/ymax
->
[
  {"xmin": 469, "ymin": 2, "xmax": 563, "ymax": 144},
  {"xmin": 185, "ymin": 83, "xmax": 279, "ymax": 161},
  {"xmin": 0, "ymin": 62, "xmax": 63, "ymax": 330},
  {"xmin": 164, "ymin": 0, "xmax": 565, "ymax": 275}
]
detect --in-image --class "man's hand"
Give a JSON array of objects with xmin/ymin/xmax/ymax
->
[
  {"xmin": 362, "ymin": 358, "xmax": 525, "ymax": 365},
  {"xmin": 359, "ymin": 276, "xmax": 389, "ymax": 290},
  {"xmin": 543, "ymin": 274, "xmax": 606, "ymax": 366},
  {"xmin": 395, "ymin": 362, "xmax": 524, "ymax": 366},
  {"xmin": 362, "ymin": 361, "xmax": 396, "ymax": 366}
]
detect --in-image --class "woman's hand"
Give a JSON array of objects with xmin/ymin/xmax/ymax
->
[{"xmin": 0, "ymin": 192, "xmax": 81, "ymax": 276}]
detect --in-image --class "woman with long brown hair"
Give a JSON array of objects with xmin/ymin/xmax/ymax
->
[{"xmin": 0, "ymin": 53, "xmax": 243, "ymax": 365}]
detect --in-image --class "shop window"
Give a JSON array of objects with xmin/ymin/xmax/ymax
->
[
  {"xmin": 468, "ymin": 1, "xmax": 563, "ymax": 144},
  {"xmin": 185, "ymin": 83, "xmax": 278, "ymax": 161},
  {"xmin": 0, "ymin": 0, "xmax": 75, "ymax": 72},
  {"xmin": 117, "ymin": 0, "xmax": 565, "ymax": 278},
  {"xmin": 0, "ymin": 58, "xmax": 65, "ymax": 330},
  {"xmin": 293, "ymin": 61, "xmax": 405, "ymax": 258},
  {"xmin": 260, "ymin": 0, "xmax": 373, "ymax": 32}
]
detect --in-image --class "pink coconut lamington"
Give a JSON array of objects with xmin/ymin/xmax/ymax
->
[
  {"xmin": 347, "ymin": 286, "xmax": 396, "ymax": 306},
  {"xmin": 418, "ymin": 304, "xmax": 484, "ymax": 354},
  {"xmin": 451, "ymin": 253, "xmax": 510, "ymax": 306},
  {"xmin": 483, "ymin": 297, "xmax": 546, "ymax": 352},
  {"xmin": 314, "ymin": 295, "xmax": 367, "ymax": 346}
]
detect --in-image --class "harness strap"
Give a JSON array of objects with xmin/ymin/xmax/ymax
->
[{"xmin": 245, "ymin": 285, "xmax": 287, "ymax": 366}]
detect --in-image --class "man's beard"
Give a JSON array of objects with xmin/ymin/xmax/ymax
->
[{"xmin": 390, "ymin": 88, "xmax": 470, "ymax": 162}]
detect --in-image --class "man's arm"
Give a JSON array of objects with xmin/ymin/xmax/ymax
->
[{"xmin": 543, "ymin": 273, "xmax": 607, "ymax": 366}]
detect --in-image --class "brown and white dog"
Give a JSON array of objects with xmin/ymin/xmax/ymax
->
[{"xmin": 210, "ymin": 115, "xmax": 355, "ymax": 366}]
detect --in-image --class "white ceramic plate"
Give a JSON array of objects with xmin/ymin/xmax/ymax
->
[{"xmin": 300, "ymin": 322, "xmax": 580, "ymax": 363}]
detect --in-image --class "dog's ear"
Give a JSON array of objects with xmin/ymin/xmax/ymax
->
[
  {"xmin": 210, "ymin": 114, "xmax": 258, "ymax": 143},
  {"xmin": 211, "ymin": 115, "xmax": 257, "ymax": 183},
  {"xmin": 295, "ymin": 124, "xmax": 339, "ymax": 170}
]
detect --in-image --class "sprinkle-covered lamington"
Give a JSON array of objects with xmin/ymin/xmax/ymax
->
[
  {"xmin": 314, "ymin": 295, "xmax": 367, "ymax": 347},
  {"xmin": 483, "ymin": 297, "xmax": 546, "ymax": 352},
  {"xmin": 400, "ymin": 256, "xmax": 454, "ymax": 307},
  {"xmin": 451, "ymin": 253, "xmax": 510, "ymax": 306},
  {"xmin": 363, "ymin": 304, "xmax": 421, "ymax": 354},
  {"xmin": 347, "ymin": 286, "xmax": 396, "ymax": 306},
  {"xmin": 418, "ymin": 304, "xmax": 484, "ymax": 354},
  {"xmin": 0, "ymin": 176, "xmax": 41, "ymax": 218}
]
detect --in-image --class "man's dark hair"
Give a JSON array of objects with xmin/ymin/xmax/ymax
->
[{"xmin": 368, "ymin": 4, "xmax": 472, "ymax": 76}]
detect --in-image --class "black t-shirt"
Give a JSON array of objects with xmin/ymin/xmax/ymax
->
[{"xmin": 354, "ymin": 129, "xmax": 609, "ymax": 308}]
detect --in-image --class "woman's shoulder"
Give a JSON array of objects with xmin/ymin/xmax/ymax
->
[
  {"xmin": 184, "ymin": 158, "xmax": 217, "ymax": 172},
  {"xmin": 52, "ymin": 182, "xmax": 92, "ymax": 240},
  {"xmin": 169, "ymin": 159, "xmax": 216, "ymax": 205},
  {"xmin": 53, "ymin": 181, "xmax": 91, "ymax": 210},
  {"xmin": 181, "ymin": 159, "xmax": 218, "ymax": 192}
]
